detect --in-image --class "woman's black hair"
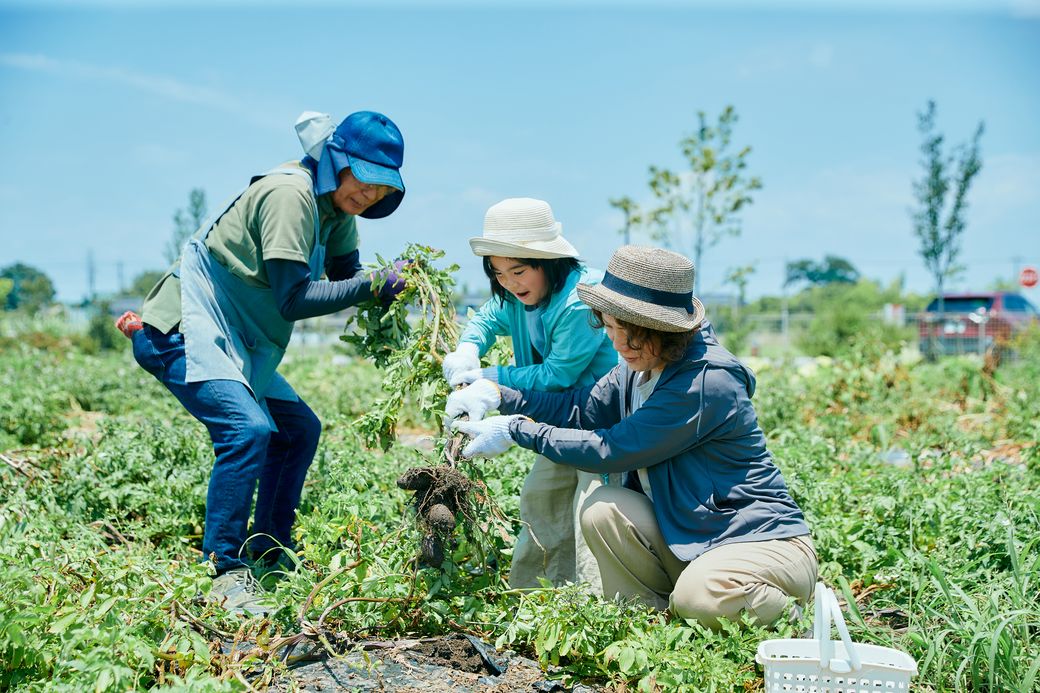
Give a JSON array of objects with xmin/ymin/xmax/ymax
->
[{"xmin": 482, "ymin": 256, "xmax": 582, "ymax": 307}]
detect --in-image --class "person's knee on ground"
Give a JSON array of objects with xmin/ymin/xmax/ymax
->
[
  {"xmin": 668, "ymin": 577, "xmax": 741, "ymax": 630},
  {"xmin": 577, "ymin": 487, "xmax": 677, "ymax": 611},
  {"xmin": 669, "ymin": 567, "xmax": 794, "ymax": 630}
]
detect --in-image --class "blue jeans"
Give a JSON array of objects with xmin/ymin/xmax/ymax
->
[{"xmin": 132, "ymin": 325, "xmax": 321, "ymax": 573}]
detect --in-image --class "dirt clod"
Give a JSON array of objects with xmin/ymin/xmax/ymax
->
[
  {"xmin": 420, "ymin": 533, "xmax": 444, "ymax": 567},
  {"xmin": 397, "ymin": 467, "xmax": 436, "ymax": 492},
  {"xmin": 400, "ymin": 465, "xmax": 474, "ymax": 566},
  {"xmin": 401, "ymin": 466, "xmax": 472, "ymax": 516},
  {"xmin": 426, "ymin": 503, "xmax": 456, "ymax": 534},
  {"xmin": 410, "ymin": 634, "xmax": 489, "ymax": 673}
]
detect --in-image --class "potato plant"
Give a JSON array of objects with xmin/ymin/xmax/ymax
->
[{"xmin": 1, "ymin": 316, "xmax": 1039, "ymax": 691}]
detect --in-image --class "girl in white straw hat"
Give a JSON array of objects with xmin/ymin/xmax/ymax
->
[
  {"xmin": 442, "ymin": 198, "xmax": 617, "ymax": 592},
  {"xmin": 447, "ymin": 245, "xmax": 817, "ymax": 629}
]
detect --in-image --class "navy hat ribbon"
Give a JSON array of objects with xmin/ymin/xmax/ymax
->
[{"xmin": 601, "ymin": 271, "xmax": 695, "ymax": 313}]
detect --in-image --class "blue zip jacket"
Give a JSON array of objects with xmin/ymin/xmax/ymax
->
[
  {"xmin": 499, "ymin": 322, "xmax": 810, "ymax": 562},
  {"xmin": 460, "ymin": 266, "xmax": 617, "ymax": 391}
]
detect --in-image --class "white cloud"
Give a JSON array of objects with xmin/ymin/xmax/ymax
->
[
  {"xmin": 809, "ymin": 42, "xmax": 834, "ymax": 69},
  {"xmin": 130, "ymin": 143, "xmax": 190, "ymax": 167},
  {"xmin": 1009, "ymin": 0, "xmax": 1040, "ymax": 17},
  {"xmin": 460, "ymin": 186, "xmax": 502, "ymax": 207},
  {"xmin": 0, "ymin": 52, "xmax": 280, "ymax": 130},
  {"xmin": 735, "ymin": 40, "xmax": 835, "ymax": 80}
]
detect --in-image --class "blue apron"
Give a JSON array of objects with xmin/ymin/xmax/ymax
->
[{"xmin": 178, "ymin": 166, "xmax": 326, "ymax": 429}]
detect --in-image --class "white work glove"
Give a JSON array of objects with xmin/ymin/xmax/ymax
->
[
  {"xmin": 445, "ymin": 379, "xmax": 501, "ymax": 422},
  {"xmin": 452, "ymin": 415, "xmax": 523, "ymax": 459},
  {"xmin": 442, "ymin": 342, "xmax": 480, "ymax": 386},
  {"xmin": 453, "ymin": 368, "xmax": 490, "ymax": 386}
]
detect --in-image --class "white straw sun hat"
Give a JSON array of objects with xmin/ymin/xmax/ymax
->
[
  {"xmin": 469, "ymin": 198, "xmax": 580, "ymax": 259},
  {"xmin": 576, "ymin": 245, "xmax": 705, "ymax": 332}
]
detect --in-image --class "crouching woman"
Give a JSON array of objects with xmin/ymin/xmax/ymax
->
[{"xmin": 448, "ymin": 245, "xmax": 817, "ymax": 629}]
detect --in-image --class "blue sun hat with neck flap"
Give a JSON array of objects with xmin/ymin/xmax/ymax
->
[{"xmin": 296, "ymin": 110, "xmax": 406, "ymax": 219}]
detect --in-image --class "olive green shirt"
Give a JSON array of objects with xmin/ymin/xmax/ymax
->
[{"xmin": 142, "ymin": 162, "xmax": 358, "ymax": 333}]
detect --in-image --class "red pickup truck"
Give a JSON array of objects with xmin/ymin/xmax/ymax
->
[{"xmin": 918, "ymin": 292, "xmax": 1039, "ymax": 358}]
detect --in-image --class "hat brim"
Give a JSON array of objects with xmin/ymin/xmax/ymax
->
[
  {"xmin": 576, "ymin": 282, "xmax": 705, "ymax": 333},
  {"xmin": 345, "ymin": 152, "xmax": 404, "ymax": 192},
  {"xmin": 469, "ymin": 232, "xmax": 580, "ymax": 259}
]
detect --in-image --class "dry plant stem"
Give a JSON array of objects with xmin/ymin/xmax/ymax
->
[
  {"xmin": 425, "ymin": 277, "xmax": 442, "ymax": 359},
  {"xmin": 316, "ymin": 596, "xmax": 414, "ymax": 631},
  {"xmin": 297, "ymin": 561, "xmax": 361, "ymax": 624},
  {"xmin": 172, "ymin": 599, "xmax": 234, "ymax": 639},
  {"xmin": 232, "ymin": 670, "xmax": 256, "ymax": 692},
  {"xmin": 442, "ymin": 386, "xmax": 469, "ymax": 467},
  {"xmin": 90, "ymin": 520, "xmax": 131, "ymax": 547},
  {"xmin": 0, "ymin": 452, "xmax": 34, "ymax": 479}
]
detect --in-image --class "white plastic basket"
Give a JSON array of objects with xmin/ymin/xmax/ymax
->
[{"xmin": 756, "ymin": 583, "xmax": 918, "ymax": 692}]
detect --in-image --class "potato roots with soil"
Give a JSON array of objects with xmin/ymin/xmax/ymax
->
[{"xmin": 397, "ymin": 465, "xmax": 474, "ymax": 567}]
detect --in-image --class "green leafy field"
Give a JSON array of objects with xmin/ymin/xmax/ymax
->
[{"xmin": 2, "ymin": 330, "xmax": 1038, "ymax": 691}]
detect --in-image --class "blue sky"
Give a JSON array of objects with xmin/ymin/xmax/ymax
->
[{"xmin": 1, "ymin": 1, "xmax": 1038, "ymax": 303}]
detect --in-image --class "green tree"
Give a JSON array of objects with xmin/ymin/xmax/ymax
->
[
  {"xmin": 164, "ymin": 188, "xmax": 208, "ymax": 265},
  {"xmin": 608, "ymin": 196, "xmax": 642, "ymax": 245},
  {"xmin": 1, "ymin": 263, "xmax": 56, "ymax": 313},
  {"xmin": 645, "ymin": 106, "xmax": 762, "ymax": 295},
  {"xmin": 912, "ymin": 101, "xmax": 984, "ymax": 312},
  {"xmin": 718, "ymin": 264, "xmax": 756, "ymax": 354},
  {"xmin": 0, "ymin": 278, "xmax": 11, "ymax": 308},
  {"xmin": 123, "ymin": 270, "xmax": 165, "ymax": 297},
  {"xmin": 795, "ymin": 280, "xmax": 914, "ymax": 357},
  {"xmin": 987, "ymin": 275, "xmax": 1021, "ymax": 293},
  {"xmin": 785, "ymin": 255, "xmax": 860, "ymax": 288},
  {"xmin": 86, "ymin": 300, "xmax": 126, "ymax": 352}
]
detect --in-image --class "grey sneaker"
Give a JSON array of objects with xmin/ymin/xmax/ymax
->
[{"xmin": 210, "ymin": 567, "xmax": 276, "ymax": 617}]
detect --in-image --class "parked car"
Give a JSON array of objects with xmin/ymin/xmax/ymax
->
[{"xmin": 918, "ymin": 291, "xmax": 1039, "ymax": 358}]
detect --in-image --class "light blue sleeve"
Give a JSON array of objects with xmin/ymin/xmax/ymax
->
[
  {"xmin": 458, "ymin": 297, "xmax": 511, "ymax": 356},
  {"xmin": 497, "ymin": 302, "xmax": 605, "ymax": 391}
]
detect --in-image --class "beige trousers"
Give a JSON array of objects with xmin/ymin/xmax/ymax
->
[
  {"xmin": 579, "ymin": 486, "xmax": 818, "ymax": 629},
  {"xmin": 509, "ymin": 454, "xmax": 605, "ymax": 594}
]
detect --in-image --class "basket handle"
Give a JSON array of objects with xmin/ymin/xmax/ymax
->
[{"xmin": 814, "ymin": 583, "xmax": 862, "ymax": 673}]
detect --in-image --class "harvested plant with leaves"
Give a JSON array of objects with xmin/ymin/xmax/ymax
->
[
  {"xmin": 341, "ymin": 243, "xmax": 460, "ymax": 450},
  {"xmin": 342, "ymin": 244, "xmax": 501, "ymax": 569}
]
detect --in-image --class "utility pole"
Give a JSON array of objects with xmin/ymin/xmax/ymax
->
[
  {"xmin": 87, "ymin": 250, "xmax": 96, "ymax": 304},
  {"xmin": 781, "ymin": 256, "xmax": 789, "ymax": 350}
]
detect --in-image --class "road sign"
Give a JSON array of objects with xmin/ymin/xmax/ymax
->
[{"xmin": 1020, "ymin": 266, "xmax": 1039, "ymax": 289}]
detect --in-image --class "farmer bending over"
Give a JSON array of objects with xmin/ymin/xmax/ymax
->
[
  {"xmin": 115, "ymin": 111, "xmax": 408, "ymax": 616},
  {"xmin": 447, "ymin": 245, "xmax": 817, "ymax": 628}
]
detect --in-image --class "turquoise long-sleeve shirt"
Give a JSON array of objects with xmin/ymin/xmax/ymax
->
[{"xmin": 460, "ymin": 266, "xmax": 617, "ymax": 391}]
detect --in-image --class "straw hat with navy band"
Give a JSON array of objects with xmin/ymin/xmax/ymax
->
[
  {"xmin": 576, "ymin": 245, "xmax": 705, "ymax": 333},
  {"xmin": 470, "ymin": 198, "xmax": 580, "ymax": 259}
]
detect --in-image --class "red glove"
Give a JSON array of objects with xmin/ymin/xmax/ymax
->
[{"xmin": 115, "ymin": 311, "xmax": 143, "ymax": 338}]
